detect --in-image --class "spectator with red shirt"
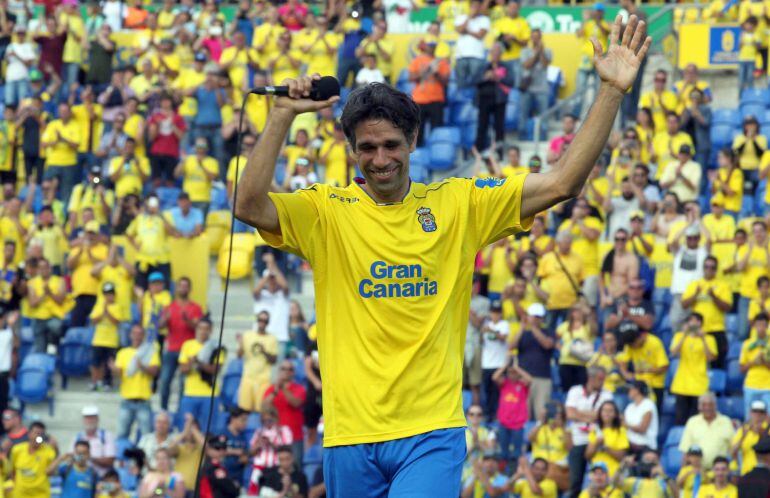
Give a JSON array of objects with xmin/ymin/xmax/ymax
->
[
  {"xmin": 546, "ymin": 114, "xmax": 578, "ymax": 166},
  {"xmin": 492, "ymin": 359, "xmax": 532, "ymax": 470},
  {"xmin": 247, "ymin": 406, "xmax": 293, "ymax": 496},
  {"xmin": 158, "ymin": 277, "xmax": 203, "ymax": 411},
  {"xmin": 33, "ymin": 16, "xmax": 66, "ymax": 82},
  {"xmin": 277, "ymin": 0, "xmax": 308, "ymax": 31},
  {"xmin": 147, "ymin": 93, "xmax": 186, "ymax": 187},
  {"xmin": 0, "ymin": 408, "xmax": 27, "ymax": 450},
  {"xmin": 263, "ymin": 359, "xmax": 306, "ymax": 468}
]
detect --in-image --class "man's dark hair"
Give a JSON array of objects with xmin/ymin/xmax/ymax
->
[
  {"xmin": 103, "ymin": 468, "xmax": 120, "ymax": 481},
  {"xmin": 178, "ymin": 276, "xmax": 192, "ymax": 286},
  {"xmin": 276, "ymin": 445, "xmax": 293, "ymax": 455},
  {"xmin": 712, "ymin": 456, "xmax": 729, "ymax": 466},
  {"xmin": 75, "ymin": 440, "xmax": 91, "ymax": 450},
  {"xmin": 532, "ymin": 457, "xmax": 549, "ymax": 468},
  {"xmin": 340, "ymin": 83, "xmax": 420, "ymax": 150},
  {"xmin": 755, "ymin": 312, "xmax": 769, "ymax": 323},
  {"xmin": 690, "ymin": 312, "xmax": 704, "ymax": 324},
  {"xmin": 30, "ymin": 421, "xmax": 46, "ymax": 431},
  {"xmin": 758, "ymin": 276, "xmax": 770, "ymax": 287},
  {"xmin": 705, "ymin": 255, "xmax": 718, "ymax": 267}
]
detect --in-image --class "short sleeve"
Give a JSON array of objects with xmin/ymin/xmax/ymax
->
[
  {"xmin": 257, "ymin": 187, "xmax": 325, "ymax": 262},
  {"xmin": 670, "ymin": 332, "xmax": 683, "ymax": 352},
  {"xmin": 512, "ymin": 479, "xmax": 525, "ymax": 494},
  {"xmin": 150, "ymin": 350, "xmax": 161, "ymax": 367},
  {"xmin": 470, "ymin": 174, "xmax": 534, "ymax": 249},
  {"xmin": 717, "ymin": 284, "xmax": 733, "ymax": 306},
  {"xmin": 682, "ymin": 281, "xmax": 697, "ymax": 300},
  {"xmin": 178, "ymin": 341, "xmax": 192, "ymax": 363},
  {"xmin": 706, "ymin": 335, "xmax": 717, "ymax": 356}
]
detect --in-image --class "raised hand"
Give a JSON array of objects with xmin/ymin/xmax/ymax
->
[
  {"xmin": 592, "ymin": 14, "xmax": 652, "ymax": 94},
  {"xmin": 274, "ymin": 74, "xmax": 339, "ymax": 115}
]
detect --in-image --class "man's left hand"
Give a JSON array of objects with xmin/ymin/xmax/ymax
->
[{"xmin": 592, "ymin": 14, "xmax": 652, "ymax": 94}]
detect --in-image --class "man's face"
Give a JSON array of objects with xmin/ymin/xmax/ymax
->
[
  {"xmin": 352, "ymin": 119, "xmax": 414, "ymax": 202},
  {"xmin": 654, "ymin": 72, "xmax": 667, "ymax": 91},
  {"xmin": 83, "ymin": 415, "xmax": 99, "ymax": 432},
  {"xmin": 531, "ymin": 30, "xmax": 542, "ymax": 45},
  {"xmin": 756, "ymin": 319, "xmax": 768, "ymax": 338},
  {"xmin": 591, "ymin": 469, "xmax": 608, "ymax": 488},
  {"xmin": 39, "ymin": 260, "xmax": 52, "ymax": 278},
  {"xmin": 628, "ymin": 279, "xmax": 644, "ymax": 300},
  {"xmin": 29, "ymin": 426, "xmax": 44, "ymax": 446},
  {"xmin": 178, "ymin": 197, "xmax": 191, "ymax": 212},
  {"xmin": 74, "ymin": 443, "xmax": 90, "ymax": 462},
  {"xmin": 712, "ymin": 462, "xmax": 728, "ymax": 482},
  {"xmin": 621, "ymin": 180, "xmax": 633, "ymax": 197},
  {"xmin": 699, "ymin": 397, "xmax": 716, "ymax": 418},
  {"xmin": 177, "ymin": 279, "xmax": 190, "ymax": 298},
  {"xmin": 507, "ymin": 1, "xmax": 519, "ymax": 17},
  {"xmin": 666, "ymin": 115, "xmax": 679, "ymax": 134},
  {"xmin": 129, "ymin": 326, "xmax": 144, "ymax": 345},
  {"xmin": 588, "ymin": 370, "xmax": 606, "ymax": 390},
  {"xmin": 557, "ymin": 237, "xmax": 571, "ymax": 254},
  {"xmin": 257, "ymin": 313, "xmax": 269, "ymax": 331},
  {"xmin": 3, "ymin": 243, "xmax": 14, "ymax": 261},
  {"xmin": 278, "ymin": 451, "xmax": 294, "ymax": 472},
  {"xmin": 233, "ymin": 413, "xmax": 249, "ymax": 431},
  {"xmin": 59, "ymin": 105, "xmax": 72, "ymax": 121},
  {"xmin": 563, "ymin": 116, "xmax": 576, "ymax": 134},
  {"xmin": 508, "ymin": 148, "xmax": 519, "ymax": 166},
  {"xmin": 686, "ymin": 234, "xmax": 700, "ymax": 249},
  {"xmin": 614, "ymin": 231, "xmax": 627, "ymax": 250},
  {"xmin": 531, "ymin": 460, "xmax": 548, "ymax": 481},
  {"xmin": 2, "ymin": 410, "xmax": 18, "ymax": 430},
  {"xmin": 279, "ymin": 361, "xmax": 295, "ymax": 382},
  {"xmin": 685, "ymin": 64, "xmax": 697, "ymax": 83},
  {"xmin": 196, "ymin": 321, "xmax": 212, "ymax": 342},
  {"xmin": 703, "ymin": 259, "xmax": 717, "ymax": 279},
  {"xmin": 754, "ymin": 224, "xmax": 767, "ymax": 243},
  {"xmin": 603, "ymin": 332, "xmax": 617, "ymax": 352}
]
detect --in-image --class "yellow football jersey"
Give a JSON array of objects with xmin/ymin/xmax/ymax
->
[{"xmin": 259, "ymin": 175, "xmax": 532, "ymax": 447}]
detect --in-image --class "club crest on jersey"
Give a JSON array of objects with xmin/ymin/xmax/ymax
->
[
  {"xmin": 475, "ymin": 177, "xmax": 506, "ymax": 189},
  {"xmin": 416, "ymin": 207, "xmax": 437, "ymax": 232}
]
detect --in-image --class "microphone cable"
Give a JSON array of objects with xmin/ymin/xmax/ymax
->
[{"xmin": 192, "ymin": 91, "xmax": 250, "ymax": 498}]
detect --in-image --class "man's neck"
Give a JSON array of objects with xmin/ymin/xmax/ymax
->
[{"xmin": 702, "ymin": 413, "xmax": 716, "ymax": 422}]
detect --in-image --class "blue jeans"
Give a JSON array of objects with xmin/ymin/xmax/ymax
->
[
  {"xmin": 179, "ymin": 395, "xmax": 214, "ymax": 429},
  {"xmin": 117, "ymin": 399, "xmax": 152, "ymax": 440},
  {"xmin": 744, "ymin": 387, "xmax": 770, "ymax": 421},
  {"xmin": 4, "ymin": 79, "xmax": 29, "ymax": 106},
  {"xmin": 572, "ymin": 68, "xmax": 597, "ymax": 117},
  {"xmin": 497, "ymin": 426, "xmax": 523, "ymax": 464},
  {"xmin": 518, "ymin": 91, "xmax": 549, "ymax": 137},
  {"xmin": 653, "ymin": 288, "xmax": 671, "ymax": 331},
  {"xmin": 62, "ymin": 62, "xmax": 80, "ymax": 98},
  {"xmin": 44, "ymin": 165, "xmax": 81, "ymax": 206},
  {"xmin": 739, "ymin": 60, "xmax": 755, "ymax": 92},
  {"xmin": 32, "ymin": 318, "xmax": 63, "ymax": 353},
  {"xmin": 738, "ymin": 296, "xmax": 751, "ymax": 340},
  {"xmin": 323, "ymin": 428, "xmax": 465, "ymax": 498},
  {"xmin": 502, "ymin": 59, "xmax": 521, "ymax": 89},
  {"xmin": 455, "ymin": 57, "xmax": 486, "ymax": 89},
  {"xmin": 192, "ymin": 124, "xmax": 225, "ymax": 179},
  {"xmin": 159, "ymin": 351, "xmax": 180, "ymax": 411}
]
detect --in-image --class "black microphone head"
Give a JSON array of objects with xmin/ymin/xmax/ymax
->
[{"xmin": 311, "ymin": 76, "xmax": 341, "ymax": 101}]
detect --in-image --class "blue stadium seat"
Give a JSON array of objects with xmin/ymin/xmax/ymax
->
[
  {"xmin": 460, "ymin": 122, "xmax": 477, "ymax": 151},
  {"xmin": 115, "ymin": 437, "xmax": 136, "ymax": 460},
  {"xmin": 449, "ymin": 101, "xmax": 478, "ymax": 126},
  {"xmin": 727, "ymin": 359, "xmax": 744, "ymax": 394},
  {"xmin": 18, "ymin": 327, "xmax": 34, "ymax": 367},
  {"xmin": 429, "ymin": 126, "xmax": 462, "ymax": 144},
  {"xmin": 725, "ymin": 314, "xmax": 739, "ymax": 334},
  {"xmin": 665, "ymin": 359, "xmax": 679, "ymax": 390},
  {"xmin": 219, "ymin": 359, "xmax": 243, "ymax": 411},
  {"xmin": 210, "ymin": 187, "xmax": 229, "ymax": 211},
  {"xmin": 711, "ymin": 109, "xmax": 742, "ymax": 127},
  {"xmin": 740, "ymin": 88, "xmax": 770, "ymax": 105},
  {"xmin": 664, "ymin": 425, "xmax": 685, "ymax": 447},
  {"xmin": 721, "ymin": 395, "xmax": 745, "ymax": 420},
  {"xmin": 462, "ymin": 389, "xmax": 472, "ymax": 413},
  {"xmin": 396, "ymin": 69, "xmax": 410, "ymax": 85},
  {"xmin": 448, "ymin": 86, "xmax": 476, "ymax": 105},
  {"xmin": 741, "ymin": 195, "xmax": 756, "ymax": 219},
  {"xmin": 396, "ymin": 80, "xmax": 415, "ymax": 95},
  {"xmin": 508, "ymin": 88, "xmax": 521, "ymax": 103},
  {"xmin": 504, "ymin": 101, "xmax": 518, "ymax": 131},
  {"xmin": 293, "ymin": 357, "xmax": 306, "ymax": 384},
  {"xmin": 662, "ymin": 444, "xmax": 683, "ymax": 477},
  {"xmin": 410, "ymin": 147, "xmax": 430, "ymax": 183},
  {"xmin": 22, "ymin": 353, "xmax": 56, "ymax": 374},
  {"xmin": 58, "ymin": 341, "xmax": 92, "ymax": 389},
  {"xmin": 551, "ymin": 362, "xmax": 562, "ymax": 392},
  {"xmin": 709, "ymin": 124, "xmax": 737, "ymax": 150},
  {"xmin": 741, "ymin": 103, "xmax": 766, "ymax": 121},
  {"xmin": 155, "ymin": 186, "xmax": 181, "ymax": 210},
  {"xmin": 427, "ymin": 142, "xmax": 458, "ymax": 171},
  {"xmin": 727, "ymin": 341, "xmax": 742, "ymax": 361},
  {"xmin": 15, "ymin": 365, "xmax": 55, "ymax": 415},
  {"xmin": 410, "ymin": 163, "xmax": 427, "ymax": 183}
]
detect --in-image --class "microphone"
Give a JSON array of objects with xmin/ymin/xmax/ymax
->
[{"xmin": 249, "ymin": 76, "xmax": 341, "ymax": 101}]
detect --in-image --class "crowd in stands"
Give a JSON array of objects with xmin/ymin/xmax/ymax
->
[{"xmin": 0, "ymin": 0, "xmax": 767, "ymax": 497}]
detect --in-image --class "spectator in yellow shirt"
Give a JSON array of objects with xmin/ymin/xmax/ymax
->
[
  {"xmin": 537, "ymin": 232, "xmax": 584, "ymax": 331},
  {"xmin": 528, "ymin": 402, "xmax": 572, "ymax": 492},
  {"xmin": 733, "ymin": 116, "xmax": 767, "ymax": 191},
  {"xmin": 673, "ymin": 64, "xmax": 713, "ymax": 111},
  {"xmin": 89, "ymin": 282, "xmax": 124, "ymax": 391},
  {"xmin": 27, "ymin": 258, "xmax": 67, "ymax": 353},
  {"xmin": 40, "ymin": 102, "xmax": 80, "ymax": 204},
  {"xmin": 676, "ymin": 446, "xmax": 705, "ymax": 498},
  {"xmin": 175, "ymin": 138, "xmax": 219, "ymax": 216},
  {"xmin": 652, "ymin": 113, "xmax": 694, "ymax": 178},
  {"xmin": 11, "ymin": 421, "xmax": 58, "ymax": 498},
  {"xmin": 60, "ymin": 0, "xmax": 85, "ymax": 90},
  {"xmin": 107, "ymin": 138, "xmax": 151, "ymax": 200},
  {"xmin": 26, "ymin": 206, "xmax": 68, "ymax": 273},
  {"xmin": 110, "ymin": 324, "xmax": 160, "ymax": 439},
  {"xmin": 318, "ymin": 123, "xmax": 353, "ymax": 187},
  {"xmin": 697, "ymin": 456, "xmax": 737, "ymax": 498},
  {"xmin": 0, "ymin": 197, "xmax": 30, "ymax": 265},
  {"xmin": 505, "ymin": 457, "xmax": 558, "ymax": 498},
  {"xmin": 712, "ymin": 149, "xmax": 744, "ymax": 218},
  {"xmin": 179, "ymin": 318, "xmax": 225, "ymax": 431},
  {"xmin": 67, "ymin": 220, "xmax": 109, "ymax": 327},
  {"xmin": 355, "ymin": 20, "xmax": 393, "ymax": 82},
  {"xmin": 738, "ymin": 17, "xmax": 760, "ymax": 92},
  {"xmin": 578, "ymin": 462, "xmax": 623, "ymax": 498},
  {"xmin": 68, "ymin": 166, "xmax": 116, "ymax": 229},
  {"xmin": 670, "ymin": 313, "xmax": 717, "ymax": 425},
  {"xmin": 138, "ymin": 271, "xmax": 172, "ymax": 344},
  {"xmin": 126, "ymin": 195, "xmax": 173, "ymax": 288},
  {"xmin": 730, "ymin": 399, "xmax": 769, "ymax": 475},
  {"xmin": 585, "ymin": 401, "xmax": 630, "ymax": 478},
  {"xmin": 739, "ymin": 312, "xmax": 770, "ymax": 420},
  {"xmin": 91, "ymin": 244, "xmax": 136, "ymax": 320},
  {"xmin": 639, "ymin": 70, "xmax": 679, "ymax": 133}
]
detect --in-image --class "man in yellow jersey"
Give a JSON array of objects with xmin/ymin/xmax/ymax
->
[
  {"xmin": 10, "ymin": 421, "xmax": 58, "ymax": 498},
  {"xmin": 622, "ymin": 329, "xmax": 669, "ymax": 415},
  {"xmin": 579, "ymin": 462, "xmax": 623, "ymax": 498},
  {"xmin": 737, "ymin": 221, "xmax": 770, "ymax": 338},
  {"xmin": 40, "ymin": 102, "xmax": 80, "ymax": 204},
  {"xmin": 178, "ymin": 318, "xmax": 225, "ymax": 430},
  {"xmin": 234, "ymin": 15, "xmax": 650, "ymax": 496},
  {"xmin": 739, "ymin": 313, "xmax": 770, "ymax": 420}
]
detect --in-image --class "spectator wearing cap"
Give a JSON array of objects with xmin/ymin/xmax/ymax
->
[
  {"xmin": 188, "ymin": 69, "xmax": 227, "ymax": 175},
  {"xmin": 731, "ymin": 400, "xmax": 769, "ymax": 476},
  {"xmin": 579, "ymin": 462, "xmax": 623, "ymax": 498},
  {"xmin": 676, "ymin": 445, "xmax": 705, "ymax": 498},
  {"xmin": 253, "ymin": 252, "xmax": 290, "ymax": 355},
  {"xmin": 679, "ymin": 392, "xmax": 735, "ymax": 469},
  {"xmin": 10, "ymin": 421, "xmax": 58, "ymax": 498},
  {"xmin": 408, "ymin": 37, "xmax": 451, "ymax": 146},
  {"xmin": 698, "ymin": 456, "xmax": 736, "ymax": 498},
  {"xmin": 536, "ymin": 231, "xmax": 584, "ymax": 330},
  {"xmin": 624, "ymin": 380, "xmax": 659, "ymax": 453},
  {"xmin": 69, "ymin": 163, "xmax": 115, "ymax": 230},
  {"xmin": 67, "ymin": 218, "xmax": 108, "ymax": 327},
  {"xmin": 651, "ymin": 112, "xmax": 694, "ymax": 177},
  {"xmin": 263, "ymin": 359, "xmax": 306, "ymax": 465},
  {"xmin": 517, "ymin": 28, "xmax": 552, "ymax": 139},
  {"xmin": 461, "ymin": 452, "xmax": 507, "ymax": 498},
  {"xmin": 734, "ymin": 116, "xmax": 767, "ymax": 190},
  {"xmin": 137, "ymin": 411, "xmax": 175, "ymax": 471},
  {"xmin": 84, "ymin": 23, "xmax": 114, "ymax": 88},
  {"xmin": 26, "ymin": 258, "xmax": 67, "ymax": 353},
  {"xmin": 480, "ymin": 298, "xmax": 509, "ymax": 420},
  {"xmin": 681, "ymin": 256, "xmax": 731, "ymax": 368},
  {"xmin": 738, "ymin": 436, "xmax": 770, "ymax": 498},
  {"xmin": 26, "ymin": 205, "xmax": 67, "ymax": 273},
  {"xmin": 512, "ymin": 302, "xmax": 555, "ymax": 419},
  {"xmin": 139, "ymin": 271, "xmax": 171, "ymax": 344},
  {"xmin": 158, "ymin": 276, "xmax": 202, "ymax": 410},
  {"xmin": 88, "ymin": 281, "xmax": 125, "ymax": 391},
  {"xmin": 40, "ymin": 102, "xmax": 80, "ymax": 203},
  {"xmin": 702, "ymin": 195, "xmax": 737, "ymax": 244},
  {"xmin": 565, "ymin": 367, "xmax": 613, "ymax": 498},
  {"xmin": 670, "ymin": 313, "xmax": 717, "ymax": 424},
  {"xmin": 3, "ymin": 24, "xmax": 37, "ymax": 107},
  {"xmin": 147, "ymin": 92, "xmax": 186, "ymax": 187},
  {"xmin": 174, "ymin": 137, "xmax": 220, "ymax": 217},
  {"xmin": 219, "ymin": 407, "xmax": 250, "ymax": 483},
  {"xmin": 200, "ymin": 434, "xmax": 241, "ymax": 498},
  {"xmin": 739, "ymin": 312, "xmax": 770, "ymax": 419},
  {"xmin": 659, "ymin": 143, "xmax": 701, "ymax": 204},
  {"xmin": 178, "ymin": 318, "xmax": 226, "ymax": 429},
  {"xmin": 668, "ymin": 220, "xmax": 708, "ymax": 331},
  {"xmin": 111, "ymin": 324, "xmax": 159, "ymax": 439},
  {"xmin": 107, "ymin": 138, "xmax": 151, "ymax": 200},
  {"xmin": 72, "ymin": 405, "xmax": 117, "ymax": 477},
  {"xmin": 679, "ymin": 85, "xmax": 712, "ymax": 169},
  {"xmin": 126, "ymin": 195, "xmax": 173, "ymax": 289}
]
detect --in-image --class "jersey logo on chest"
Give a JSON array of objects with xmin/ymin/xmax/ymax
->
[{"xmin": 416, "ymin": 207, "xmax": 437, "ymax": 233}]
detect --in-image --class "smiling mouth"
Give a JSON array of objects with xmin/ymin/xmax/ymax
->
[{"xmin": 370, "ymin": 166, "xmax": 398, "ymax": 180}]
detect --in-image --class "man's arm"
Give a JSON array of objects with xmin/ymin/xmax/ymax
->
[
  {"xmin": 234, "ymin": 75, "xmax": 339, "ymax": 231},
  {"xmin": 521, "ymin": 15, "xmax": 651, "ymax": 219}
]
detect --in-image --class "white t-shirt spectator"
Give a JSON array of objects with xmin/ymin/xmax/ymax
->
[
  {"xmin": 288, "ymin": 172, "xmax": 318, "ymax": 192},
  {"xmin": 454, "ymin": 14, "xmax": 490, "ymax": 59},
  {"xmin": 670, "ymin": 245, "xmax": 707, "ymax": 294},
  {"xmin": 356, "ymin": 67, "xmax": 385, "ymax": 86},
  {"xmin": 71, "ymin": 428, "xmax": 117, "ymax": 476},
  {"xmin": 564, "ymin": 385, "xmax": 613, "ymax": 446},
  {"xmin": 4, "ymin": 42, "xmax": 37, "ymax": 82},
  {"xmin": 480, "ymin": 318, "xmax": 509, "ymax": 370},
  {"xmin": 382, "ymin": 0, "xmax": 413, "ymax": 34},
  {"xmin": 0, "ymin": 328, "xmax": 12, "ymax": 373},
  {"xmin": 254, "ymin": 288, "xmax": 290, "ymax": 342},
  {"xmin": 624, "ymin": 397, "xmax": 659, "ymax": 450}
]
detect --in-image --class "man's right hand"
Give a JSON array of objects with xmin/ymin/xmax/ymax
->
[{"xmin": 273, "ymin": 74, "xmax": 339, "ymax": 116}]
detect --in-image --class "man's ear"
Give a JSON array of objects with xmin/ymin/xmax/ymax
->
[{"xmin": 409, "ymin": 133, "xmax": 418, "ymax": 153}]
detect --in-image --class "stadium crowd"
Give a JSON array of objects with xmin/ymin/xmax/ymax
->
[{"xmin": 0, "ymin": 0, "xmax": 767, "ymax": 497}]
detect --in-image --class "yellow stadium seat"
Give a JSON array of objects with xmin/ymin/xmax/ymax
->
[
  {"xmin": 217, "ymin": 233, "xmax": 256, "ymax": 281},
  {"xmin": 205, "ymin": 210, "xmax": 232, "ymax": 256}
]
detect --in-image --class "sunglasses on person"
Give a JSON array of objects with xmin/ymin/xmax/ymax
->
[
  {"xmin": 257, "ymin": 318, "xmax": 269, "ymax": 323},
  {"xmin": 704, "ymin": 264, "xmax": 717, "ymax": 270},
  {"xmin": 467, "ymin": 411, "xmax": 482, "ymax": 417},
  {"xmin": 615, "ymin": 236, "xmax": 627, "ymax": 243}
]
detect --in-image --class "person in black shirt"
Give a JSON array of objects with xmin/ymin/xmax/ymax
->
[
  {"xmin": 220, "ymin": 407, "xmax": 249, "ymax": 485},
  {"xmin": 604, "ymin": 278, "xmax": 655, "ymax": 339},
  {"xmin": 259, "ymin": 445, "xmax": 308, "ymax": 498},
  {"xmin": 200, "ymin": 435, "xmax": 241, "ymax": 498},
  {"xmin": 512, "ymin": 302, "xmax": 555, "ymax": 420},
  {"xmin": 475, "ymin": 43, "xmax": 514, "ymax": 156},
  {"xmin": 738, "ymin": 437, "xmax": 770, "ymax": 498}
]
